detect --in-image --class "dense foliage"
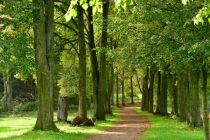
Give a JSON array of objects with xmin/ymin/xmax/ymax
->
[{"xmin": 0, "ymin": 0, "xmax": 209, "ymax": 139}]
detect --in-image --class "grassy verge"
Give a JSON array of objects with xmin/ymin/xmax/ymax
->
[
  {"xmin": 135, "ymin": 109, "xmax": 204, "ymax": 140},
  {"xmin": 0, "ymin": 107, "xmax": 119, "ymax": 140}
]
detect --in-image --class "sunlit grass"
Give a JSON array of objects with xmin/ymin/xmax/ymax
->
[
  {"xmin": 135, "ymin": 109, "xmax": 204, "ymax": 140},
  {"xmin": 0, "ymin": 107, "xmax": 119, "ymax": 140}
]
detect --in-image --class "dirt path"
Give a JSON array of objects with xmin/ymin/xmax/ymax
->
[{"xmin": 86, "ymin": 104, "xmax": 150, "ymax": 140}]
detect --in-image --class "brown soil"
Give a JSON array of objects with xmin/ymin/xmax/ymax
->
[{"xmin": 85, "ymin": 103, "xmax": 150, "ymax": 140}]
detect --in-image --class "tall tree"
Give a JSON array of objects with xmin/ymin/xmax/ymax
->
[
  {"xmin": 77, "ymin": 4, "xmax": 87, "ymax": 119},
  {"xmin": 96, "ymin": 0, "xmax": 109, "ymax": 120},
  {"xmin": 33, "ymin": 0, "xmax": 57, "ymax": 131},
  {"xmin": 87, "ymin": 1, "xmax": 100, "ymax": 118}
]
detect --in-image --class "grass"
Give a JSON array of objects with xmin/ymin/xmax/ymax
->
[
  {"xmin": 0, "ymin": 107, "xmax": 119, "ymax": 140},
  {"xmin": 135, "ymin": 109, "xmax": 204, "ymax": 140}
]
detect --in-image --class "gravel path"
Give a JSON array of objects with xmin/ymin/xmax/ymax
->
[{"xmin": 86, "ymin": 104, "xmax": 150, "ymax": 140}]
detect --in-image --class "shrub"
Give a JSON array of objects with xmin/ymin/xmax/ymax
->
[
  {"xmin": 13, "ymin": 101, "xmax": 37, "ymax": 114},
  {"xmin": 21, "ymin": 101, "xmax": 37, "ymax": 112}
]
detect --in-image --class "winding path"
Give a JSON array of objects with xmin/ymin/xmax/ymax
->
[{"xmin": 86, "ymin": 104, "xmax": 150, "ymax": 140}]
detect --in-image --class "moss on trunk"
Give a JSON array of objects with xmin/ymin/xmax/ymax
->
[
  {"xmin": 77, "ymin": 4, "xmax": 87, "ymax": 119},
  {"xmin": 33, "ymin": 0, "xmax": 57, "ymax": 131}
]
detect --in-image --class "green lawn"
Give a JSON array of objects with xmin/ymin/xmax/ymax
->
[
  {"xmin": 0, "ymin": 108, "xmax": 119, "ymax": 140},
  {"xmin": 135, "ymin": 109, "xmax": 204, "ymax": 140}
]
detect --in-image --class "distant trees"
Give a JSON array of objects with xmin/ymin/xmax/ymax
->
[
  {"xmin": 0, "ymin": 0, "xmax": 35, "ymax": 112},
  {"xmin": 0, "ymin": 0, "xmax": 209, "ymax": 138},
  {"xmin": 124, "ymin": 0, "xmax": 209, "ymax": 137}
]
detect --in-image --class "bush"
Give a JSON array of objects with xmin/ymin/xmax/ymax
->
[
  {"xmin": 22, "ymin": 101, "xmax": 37, "ymax": 111},
  {"xmin": 13, "ymin": 103, "xmax": 23, "ymax": 114},
  {"xmin": 13, "ymin": 101, "xmax": 37, "ymax": 114}
]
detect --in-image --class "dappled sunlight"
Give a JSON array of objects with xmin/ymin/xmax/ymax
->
[
  {"xmin": 0, "ymin": 116, "xmax": 35, "ymax": 139},
  {"xmin": 0, "ymin": 108, "xmax": 120, "ymax": 140}
]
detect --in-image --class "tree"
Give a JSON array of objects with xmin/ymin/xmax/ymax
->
[
  {"xmin": 2, "ymin": 71, "xmax": 13, "ymax": 111},
  {"xmin": 0, "ymin": 0, "xmax": 35, "ymax": 112},
  {"xmin": 57, "ymin": 96, "xmax": 69, "ymax": 122},
  {"xmin": 130, "ymin": 76, "xmax": 134, "ymax": 104},
  {"xmin": 202, "ymin": 63, "xmax": 209, "ymax": 140},
  {"xmin": 33, "ymin": 0, "xmax": 58, "ymax": 131},
  {"xmin": 96, "ymin": 0, "xmax": 109, "ymax": 120},
  {"xmin": 77, "ymin": 4, "xmax": 87, "ymax": 119},
  {"xmin": 86, "ymin": 0, "xmax": 100, "ymax": 119}
]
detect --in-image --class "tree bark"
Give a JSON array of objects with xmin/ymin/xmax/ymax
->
[
  {"xmin": 156, "ymin": 66, "xmax": 168, "ymax": 116},
  {"xmin": 33, "ymin": 0, "xmax": 57, "ymax": 131},
  {"xmin": 121, "ymin": 71, "xmax": 125, "ymax": 106},
  {"xmin": 2, "ymin": 71, "xmax": 13, "ymax": 111},
  {"xmin": 156, "ymin": 70, "xmax": 161, "ymax": 113},
  {"xmin": 57, "ymin": 96, "xmax": 69, "ymax": 122},
  {"xmin": 171, "ymin": 74, "xmax": 178, "ymax": 115},
  {"xmin": 87, "ymin": 0, "xmax": 100, "ymax": 119},
  {"xmin": 188, "ymin": 70, "xmax": 202, "ymax": 127},
  {"xmin": 97, "ymin": 0, "xmax": 109, "ymax": 120},
  {"xmin": 116, "ymin": 75, "xmax": 119, "ymax": 107},
  {"xmin": 77, "ymin": 5, "xmax": 87, "ymax": 119},
  {"xmin": 130, "ymin": 76, "xmax": 134, "ymax": 104},
  {"xmin": 136, "ymin": 75, "xmax": 143, "ymax": 107},
  {"xmin": 142, "ymin": 67, "xmax": 149, "ymax": 111},
  {"xmin": 202, "ymin": 65, "xmax": 209, "ymax": 140},
  {"xmin": 148, "ymin": 67, "xmax": 155, "ymax": 113},
  {"xmin": 106, "ymin": 63, "xmax": 114, "ymax": 114},
  {"xmin": 177, "ymin": 73, "xmax": 188, "ymax": 121}
]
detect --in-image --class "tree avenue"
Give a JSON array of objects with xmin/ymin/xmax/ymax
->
[{"xmin": 0, "ymin": 0, "xmax": 209, "ymax": 140}]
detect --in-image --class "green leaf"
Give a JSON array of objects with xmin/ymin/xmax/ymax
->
[
  {"xmin": 89, "ymin": 0, "xmax": 95, "ymax": 6},
  {"xmin": 182, "ymin": 0, "xmax": 189, "ymax": 5},
  {"xmin": 82, "ymin": 3, "xmax": 89, "ymax": 10}
]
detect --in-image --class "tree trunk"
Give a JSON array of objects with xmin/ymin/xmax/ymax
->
[
  {"xmin": 116, "ymin": 75, "xmax": 119, "ymax": 107},
  {"xmin": 171, "ymin": 75, "xmax": 178, "ymax": 115},
  {"xmin": 177, "ymin": 73, "xmax": 188, "ymax": 121},
  {"xmin": 188, "ymin": 70, "xmax": 202, "ymax": 127},
  {"xmin": 2, "ymin": 72, "xmax": 13, "ymax": 111},
  {"xmin": 105, "ymin": 67, "xmax": 110, "ymax": 113},
  {"xmin": 111, "ymin": 89, "xmax": 114, "ymax": 106},
  {"xmin": 156, "ymin": 66, "xmax": 168, "ymax": 116},
  {"xmin": 142, "ymin": 67, "xmax": 149, "ymax": 111},
  {"xmin": 148, "ymin": 67, "xmax": 155, "ymax": 113},
  {"xmin": 156, "ymin": 70, "xmax": 161, "ymax": 113},
  {"xmin": 202, "ymin": 65, "xmax": 209, "ymax": 140},
  {"xmin": 87, "ymin": 0, "xmax": 100, "ymax": 119},
  {"xmin": 130, "ymin": 76, "xmax": 134, "ymax": 104},
  {"xmin": 57, "ymin": 96, "xmax": 69, "ymax": 122},
  {"xmin": 136, "ymin": 75, "xmax": 143, "ymax": 107},
  {"xmin": 97, "ymin": 0, "xmax": 109, "ymax": 120},
  {"xmin": 106, "ymin": 63, "xmax": 114, "ymax": 114},
  {"xmin": 33, "ymin": 0, "xmax": 57, "ymax": 131},
  {"xmin": 77, "ymin": 5, "xmax": 87, "ymax": 119},
  {"xmin": 121, "ymin": 71, "xmax": 125, "ymax": 106}
]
